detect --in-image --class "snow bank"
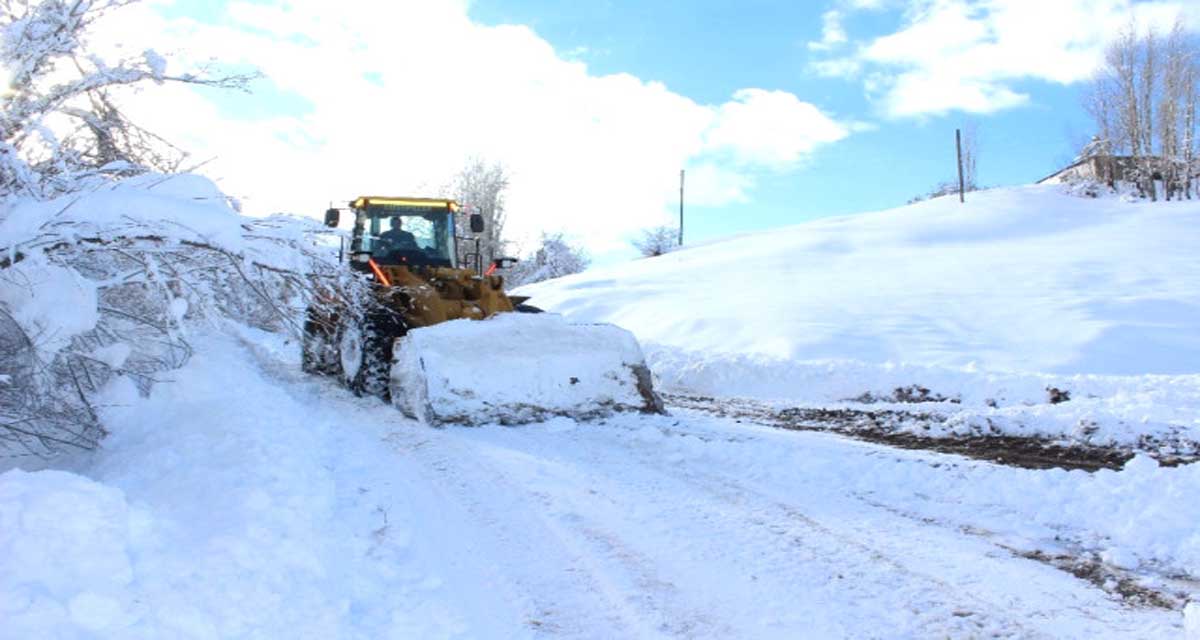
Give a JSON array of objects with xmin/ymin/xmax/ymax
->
[
  {"xmin": 0, "ymin": 470, "xmax": 138, "ymax": 637},
  {"xmin": 392, "ymin": 313, "xmax": 661, "ymax": 425},
  {"xmin": 518, "ymin": 185, "xmax": 1200, "ymax": 377},
  {"xmin": 1, "ymin": 336, "xmax": 348, "ymax": 638},
  {"xmin": 648, "ymin": 345, "xmax": 1200, "ymax": 453},
  {"xmin": 0, "ymin": 330, "xmax": 572, "ymax": 638}
]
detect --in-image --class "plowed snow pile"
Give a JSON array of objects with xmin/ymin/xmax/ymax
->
[
  {"xmin": 518, "ymin": 185, "xmax": 1200, "ymax": 451},
  {"xmin": 392, "ymin": 314, "xmax": 659, "ymax": 425}
]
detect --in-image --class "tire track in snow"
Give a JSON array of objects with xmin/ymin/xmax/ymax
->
[
  {"xmin": 646, "ymin": 418, "xmax": 1181, "ymax": 638},
  {"xmin": 239, "ymin": 334, "xmax": 503, "ymax": 639},
  {"xmin": 378, "ymin": 424, "xmax": 725, "ymax": 639},
  {"xmin": 449, "ymin": 417, "xmax": 1181, "ymax": 638},
  {"xmin": 243, "ymin": 334, "xmax": 597, "ymax": 638},
  {"xmin": 451, "ymin": 424, "xmax": 1035, "ymax": 639}
]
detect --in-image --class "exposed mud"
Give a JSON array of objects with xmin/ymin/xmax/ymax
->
[
  {"xmin": 1010, "ymin": 549, "xmax": 1196, "ymax": 610},
  {"xmin": 665, "ymin": 393, "xmax": 1197, "ymax": 472},
  {"xmin": 847, "ymin": 384, "xmax": 961, "ymax": 405}
]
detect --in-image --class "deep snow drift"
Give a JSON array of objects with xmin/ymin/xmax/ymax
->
[{"xmin": 518, "ymin": 186, "xmax": 1200, "ymax": 452}]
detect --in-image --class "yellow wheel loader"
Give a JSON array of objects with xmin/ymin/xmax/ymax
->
[{"xmin": 303, "ymin": 196, "xmax": 664, "ymax": 425}]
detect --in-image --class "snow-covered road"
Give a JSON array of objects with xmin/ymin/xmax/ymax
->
[
  {"xmin": 2, "ymin": 331, "xmax": 1193, "ymax": 639},
  {"xmin": 361, "ymin": 406, "xmax": 1181, "ymax": 638}
]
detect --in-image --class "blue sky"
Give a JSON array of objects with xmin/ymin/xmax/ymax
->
[
  {"xmin": 468, "ymin": 0, "xmax": 1149, "ymax": 244},
  {"xmin": 100, "ymin": 0, "xmax": 1197, "ymax": 264}
]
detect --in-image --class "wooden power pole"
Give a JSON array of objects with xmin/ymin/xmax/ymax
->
[
  {"xmin": 956, "ymin": 128, "xmax": 965, "ymax": 204},
  {"xmin": 679, "ymin": 169, "xmax": 685, "ymax": 246}
]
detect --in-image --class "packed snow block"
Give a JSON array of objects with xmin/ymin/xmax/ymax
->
[{"xmin": 391, "ymin": 313, "xmax": 664, "ymax": 425}]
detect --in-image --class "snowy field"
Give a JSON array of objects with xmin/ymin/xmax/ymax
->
[
  {"xmin": 519, "ymin": 186, "xmax": 1200, "ymax": 455},
  {"xmin": 3, "ymin": 178, "xmax": 1200, "ymax": 638}
]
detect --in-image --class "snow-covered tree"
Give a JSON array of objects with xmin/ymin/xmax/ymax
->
[
  {"xmin": 506, "ymin": 232, "xmax": 589, "ymax": 286},
  {"xmin": 447, "ymin": 158, "xmax": 508, "ymax": 266},
  {"xmin": 1, "ymin": 189, "xmax": 356, "ymax": 458},
  {"xmin": 0, "ymin": 0, "xmax": 255, "ymax": 198},
  {"xmin": 631, "ymin": 225, "xmax": 679, "ymax": 258},
  {"xmin": 1160, "ymin": 21, "xmax": 1199, "ymax": 199}
]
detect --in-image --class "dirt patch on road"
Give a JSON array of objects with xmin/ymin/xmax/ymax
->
[
  {"xmin": 776, "ymin": 406, "xmax": 1136, "ymax": 472},
  {"xmin": 1011, "ymin": 549, "xmax": 1195, "ymax": 610},
  {"xmin": 665, "ymin": 394, "xmax": 1196, "ymax": 472}
]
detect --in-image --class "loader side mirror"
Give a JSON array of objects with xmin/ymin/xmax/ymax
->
[
  {"xmin": 324, "ymin": 208, "xmax": 340, "ymax": 228},
  {"xmin": 469, "ymin": 213, "xmax": 484, "ymax": 233}
]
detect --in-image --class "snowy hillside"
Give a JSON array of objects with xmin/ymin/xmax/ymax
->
[
  {"xmin": 519, "ymin": 186, "xmax": 1200, "ymax": 453},
  {"xmin": 521, "ymin": 185, "xmax": 1199, "ymax": 377}
]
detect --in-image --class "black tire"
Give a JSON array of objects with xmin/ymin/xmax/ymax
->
[
  {"xmin": 340, "ymin": 310, "xmax": 405, "ymax": 401},
  {"xmin": 514, "ymin": 304, "xmax": 544, "ymax": 313}
]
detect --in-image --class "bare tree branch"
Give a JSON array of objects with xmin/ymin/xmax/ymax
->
[
  {"xmin": 1081, "ymin": 16, "xmax": 1199, "ymax": 199},
  {"xmin": 1, "ymin": 0, "xmax": 260, "ymax": 196}
]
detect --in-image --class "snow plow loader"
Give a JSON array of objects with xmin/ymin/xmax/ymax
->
[{"xmin": 303, "ymin": 196, "xmax": 664, "ymax": 425}]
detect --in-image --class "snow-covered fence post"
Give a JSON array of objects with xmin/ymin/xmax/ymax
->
[
  {"xmin": 679, "ymin": 168, "xmax": 685, "ymax": 246},
  {"xmin": 956, "ymin": 129, "xmax": 965, "ymax": 203}
]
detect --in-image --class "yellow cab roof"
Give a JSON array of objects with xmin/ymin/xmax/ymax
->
[{"xmin": 351, "ymin": 196, "xmax": 460, "ymax": 211}]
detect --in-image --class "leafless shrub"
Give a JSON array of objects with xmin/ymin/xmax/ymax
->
[
  {"xmin": 908, "ymin": 123, "xmax": 981, "ymax": 204},
  {"xmin": 445, "ymin": 158, "xmax": 510, "ymax": 268},
  {"xmin": 506, "ymin": 232, "xmax": 589, "ymax": 286},
  {"xmin": 631, "ymin": 226, "xmax": 679, "ymax": 258}
]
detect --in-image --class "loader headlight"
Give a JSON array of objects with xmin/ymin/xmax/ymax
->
[{"xmin": 352, "ymin": 252, "xmax": 370, "ymax": 263}]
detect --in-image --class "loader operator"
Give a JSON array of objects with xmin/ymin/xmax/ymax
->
[{"xmin": 378, "ymin": 216, "xmax": 420, "ymax": 254}]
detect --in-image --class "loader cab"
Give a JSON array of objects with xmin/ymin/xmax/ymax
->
[{"xmin": 348, "ymin": 197, "xmax": 460, "ymax": 269}]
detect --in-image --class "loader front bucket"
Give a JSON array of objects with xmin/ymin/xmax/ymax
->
[{"xmin": 390, "ymin": 313, "xmax": 665, "ymax": 426}]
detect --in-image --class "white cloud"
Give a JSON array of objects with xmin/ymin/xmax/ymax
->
[
  {"xmin": 808, "ymin": 10, "xmax": 849, "ymax": 51},
  {"xmin": 875, "ymin": 71, "xmax": 1029, "ymax": 117},
  {"xmin": 685, "ymin": 164, "xmax": 755, "ymax": 207},
  {"xmin": 843, "ymin": 0, "xmax": 896, "ymax": 8},
  {"xmin": 87, "ymin": 0, "xmax": 852, "ymax": 255},
  {"xmin": 704, "ymin": 89, "xmax": 852, "ymax": 168},
  {"xmin": 812, "ymin": 57, "xmax": 863, "ymax": 79},
  {"xmin": 811, "ymin": 0, "xmax": 1198, "ymax": 118}
]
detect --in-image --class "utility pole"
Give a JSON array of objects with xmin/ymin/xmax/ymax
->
[
  {"xmin": 956, "ymin": 128, "xmax": 965, "ymax": 204},
  {"xmin": 679, "ymin": 169, "xmax": 685, "ymax": 246}
]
